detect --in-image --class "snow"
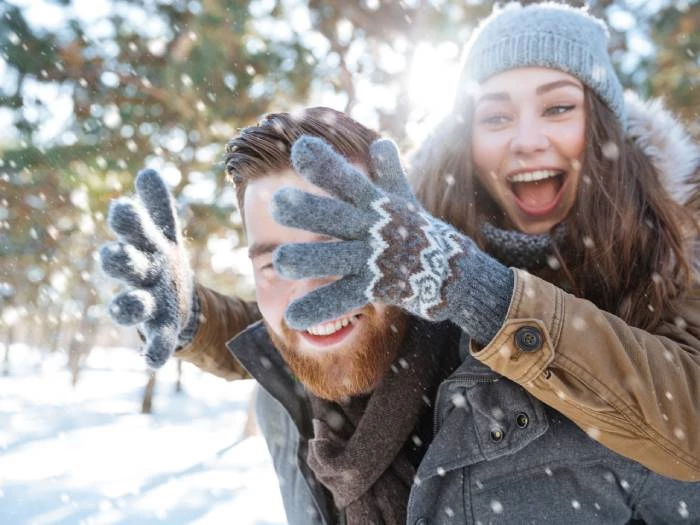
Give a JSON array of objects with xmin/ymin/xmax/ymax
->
[{"xmin": 0, "ymin": 345, "xmax": 286, "ymax": 525}]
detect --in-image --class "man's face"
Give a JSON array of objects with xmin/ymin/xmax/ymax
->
[{"xmin": 244, "ymin": 167, "xmax": 407, "ymax": 401}]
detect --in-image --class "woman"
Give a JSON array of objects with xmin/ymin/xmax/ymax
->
[{"xmin": 408, "ymin": 0, "xmax": 700, "ymax": 478}]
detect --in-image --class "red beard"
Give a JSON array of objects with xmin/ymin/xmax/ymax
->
[{"xmin": 266, "ymin": 305, "xmax": 408, "ymax": 401}]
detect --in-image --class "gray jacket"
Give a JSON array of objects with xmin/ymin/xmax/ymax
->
[{"xmin": 228, "ymin": 320, "xmax": 700, "ymax": 525}]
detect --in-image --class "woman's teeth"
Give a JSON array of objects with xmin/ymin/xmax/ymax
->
[
  {"xmin": 306, "ymin": 315, "xmax": 357, "ymax": 336},
  {"xmin": 509, "ymin": 170, "xmax": 561, "ymax": 183}
]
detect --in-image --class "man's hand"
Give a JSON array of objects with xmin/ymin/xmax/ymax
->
[
  {"xmin": 271, "ymin": 136, "xmax": 513, "ymax": 346},
  {"xmin": 99, "ymin": 169, "xmax": 197, "ymax": 368}
]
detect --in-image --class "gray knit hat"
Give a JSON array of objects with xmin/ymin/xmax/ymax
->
[{"xmin": 461, "ymin": 2, "xmax": 626, "ymax": 125}]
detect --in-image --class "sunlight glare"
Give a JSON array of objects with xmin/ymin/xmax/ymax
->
[{"xmin": 406, "ymin": 42, "xmax": 461, "ymax": 144}]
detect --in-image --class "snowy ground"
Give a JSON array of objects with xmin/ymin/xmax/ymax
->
[{"xmin": 0, "ymin": 345, "xmax": 287, "ymax": 525}]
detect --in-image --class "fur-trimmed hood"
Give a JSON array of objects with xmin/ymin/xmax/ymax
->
[{"xmin": 626, "ymin": 91, "xmax": 699, "ymax": 205}]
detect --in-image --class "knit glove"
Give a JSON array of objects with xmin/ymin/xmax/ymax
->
[
  {"xmin": 99, "ymin": 169, "xmax": 199, "ymax": 368},
  {"xmin": 272, "ymin": 136, "xmax": 514, "ymax": 346}
]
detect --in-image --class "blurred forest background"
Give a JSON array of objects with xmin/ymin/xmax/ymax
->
[{"xmin": 0, "ymin": 0, "xmax": 698, "ymax": 397}]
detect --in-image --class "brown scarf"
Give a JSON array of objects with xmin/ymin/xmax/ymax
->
[{"xmin": 306, "ymin": 324, "xmax": 450, "ymax": 525}]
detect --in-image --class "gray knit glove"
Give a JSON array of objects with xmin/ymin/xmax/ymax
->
[
  {"xmin": 272, "ymin": 136, "xmax": 514, "ymax": 346},
  {"xmin": 99, "ymin": 169, "xmax": 199, "ymax": 368}
]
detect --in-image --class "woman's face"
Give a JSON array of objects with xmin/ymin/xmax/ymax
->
[{"xmin": 471, "ymin": 67, "xmax": 586, "ymax": 234}]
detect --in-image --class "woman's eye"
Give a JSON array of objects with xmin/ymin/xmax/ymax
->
[{"xmin": 544, "ymin": 104, "xmax": 575, "ymax": 116}]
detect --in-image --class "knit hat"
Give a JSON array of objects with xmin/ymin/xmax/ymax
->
[{"xmin": 460, "ymin": 2, "xmax": 626, "ymax": 125}]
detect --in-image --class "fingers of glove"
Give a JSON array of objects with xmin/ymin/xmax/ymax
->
[
  {"xmin": 273, "ymin": 241, "xmax": 369, "ymax": 280},
  {"xmin": 284, "ymin": 275, "xmax": 369, "ymax": 330},
  {"xmin": 291, "ymin": 136, "xmax": 380, "ymax": 207},
  {"xmin": 99, "ymin": 242, "xmax": 159, "ymax": 286},
  {"xmin": 271, "ymin": 187, "xmax": 373, "ymax": 239},
  {"xmin": 135, "ymin": 169, "xmax": 180, "ymax": 243},
  {"xmin": 108, "ymin": 289, "xmax": 156, "ymax": 326},
  {"xmin": 142, "ymin": 328, "xmax": 179, "ymax": 369},
  {"xmin": 369, "ymin": 139, "xmax": 415, "ymax": 201},
  {"xmin": 108, "ymin": 198, "xmax": 159, "ymax": 253}
]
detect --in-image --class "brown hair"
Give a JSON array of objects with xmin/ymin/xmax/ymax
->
[
  {"xmin": 411, "ymin": 89, "xmax": 698, "ymax": 330},
  {"xmin": 224, "ymin": 107, "xmax": 380, "ymax": 217}
]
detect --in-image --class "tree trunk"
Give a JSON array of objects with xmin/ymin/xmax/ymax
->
[
  {"xmin": 141, "ymin": 371, "xmax": 157, "ymax": 414},
  {"xmin": 241, "ymin": 387, "xmax": 259, "ymax": 438},
  {"xmin": 49, "ymin": 303, "xmax": 66, "ymax": 354},
  {"xmin": 68, "ymin": 304, "xmax": 96, "ymax": 387},
  {"xmin": 175, "ymin": 359, "xmax": 183, "ymax": 393},
  {"xmin": 2, "ymin": 334, "xmax": 10, "ymax": 376}
]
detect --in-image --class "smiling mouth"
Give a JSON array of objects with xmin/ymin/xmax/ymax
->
[
  {"xmin": 300, "ymin": 313, "xmax": 362, "ymax": 348},
  {"xmin": 508, "ymin": 170, "xmax": 566, "ymax": 216}
]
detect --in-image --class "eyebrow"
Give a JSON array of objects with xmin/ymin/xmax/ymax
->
[
  {"xmin": 535, "ymin": 79, "xmax": 583, "ymax": 95},
  {"xmin": 248, "ymin": 242, "xmax": 279, "ymax": 260},
  {"xmin": 476, "ymin": 79, "xmax": 583, "ymax": 105}
]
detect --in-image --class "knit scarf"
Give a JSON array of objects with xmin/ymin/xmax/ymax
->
[
  {"xmin": 480, "ymin": 222, "xmax": 566, "ymax": 270},
  {"xmin": 306, "ymin": 323, "xmax": 449, "ymax": 525}
]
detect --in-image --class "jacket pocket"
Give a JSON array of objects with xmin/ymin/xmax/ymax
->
[{"xmin": 418, "ymin": 374, "xmax": 549, "ymax": 479}]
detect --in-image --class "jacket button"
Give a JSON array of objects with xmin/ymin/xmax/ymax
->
[
  {"xmin": 514, "ymin": 326, "xmax": 543, "ymax": 352},
  {"xmin": 516, "ymin": 412, "xmax": 529, "ymax": 428},
  {"xmin": 490, "ymin": 428, "xmax": 505, "ymax": 442}
]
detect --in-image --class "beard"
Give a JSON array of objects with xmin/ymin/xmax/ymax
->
[{"xmin": 265, "ymin": 305, "xmax": 409, "ymax": 402}]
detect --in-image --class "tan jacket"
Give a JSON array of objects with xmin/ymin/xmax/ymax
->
[
  {"xmin": 471, "ymin": 268, "xmax": 700, "ymax": 481},
  {"xmin": 175, "ymin": 284, "xmax": 260, "ymax": 380}
]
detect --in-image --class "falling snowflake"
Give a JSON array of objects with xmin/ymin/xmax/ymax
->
[
  {"xmin": 602, "ymin": 141, "xmax": 620, "ymax": 160},
  {"xmin": 450, "ymin": 392, "xmax": 466, "ymax": 408}
]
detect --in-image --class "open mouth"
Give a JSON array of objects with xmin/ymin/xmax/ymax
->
[
  {"xmin": 300, "ymin": 313, "xmax": 362, "ymax": 348},
  {"xmin": 507, "ymin": 170, "xmax": 566, "ymax": 216}
]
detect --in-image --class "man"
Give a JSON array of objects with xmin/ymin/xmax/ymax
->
[
  {"xmin": 101, "ymin": 107, "xmax": 699, "ymax": 525},
  {"xmin": 101, "ymin": 108, "xmax": 464, "ymax": 525}
]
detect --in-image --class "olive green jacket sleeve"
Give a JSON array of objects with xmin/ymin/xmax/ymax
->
[
  {"xmin": 471, "ymin": 269, "xmax": 700, "ymax": 481},
  {"xmin": 175, "ymin": 283, "xmax": 261, "ymax": 380}
]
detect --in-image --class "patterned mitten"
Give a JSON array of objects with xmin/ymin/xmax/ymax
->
[
  {"xmin": 272, "ymin": 136, "xmax": 514, "ymax": 346},
  {"xmin": 99, "ymin": 169, "xmax": 199, "ymax": 368}
]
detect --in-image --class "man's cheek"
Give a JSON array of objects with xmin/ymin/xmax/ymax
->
[{"xmin": 255, "ymin": 282, "xmax": 286, "ymax": 333}]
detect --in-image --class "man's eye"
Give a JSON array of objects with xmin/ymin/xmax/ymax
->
[
  {"xmin": 258, "ymin": 263, "xmax": 277, "ymax": 276},
  {"xmin": 544, "ymin": 104, "xmax": 575, "ymax": 116}
]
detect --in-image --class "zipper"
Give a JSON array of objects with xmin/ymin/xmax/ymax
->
[{"xmin": 433, "ymin": 375, "xmax": 499, "ymax": 435}]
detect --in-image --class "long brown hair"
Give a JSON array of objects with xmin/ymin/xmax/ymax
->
[{"xmin": 411, "ymin": 89, "xmax": 698, "ymax": 330}]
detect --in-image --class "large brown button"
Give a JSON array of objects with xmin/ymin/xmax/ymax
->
[{"xmin": 515, "ymin": 326, "xmax": 543, "ymax": 352}]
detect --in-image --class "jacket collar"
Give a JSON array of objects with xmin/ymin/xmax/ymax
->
[
  {"xmin": 226, "ymin": 318, "xmax": 462, "ymax": 437},
  {"xmin": 227, "ymin": 321, "xmax": 315, "ymax": 438}
]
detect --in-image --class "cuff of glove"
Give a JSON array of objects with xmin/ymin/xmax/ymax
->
[{"xmin": 176, "ymin": 288, "xmax": 201, "ymax": 348}]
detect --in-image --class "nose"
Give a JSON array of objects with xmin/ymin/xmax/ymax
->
[{"xmin": 510, "ymin": 114, "xmax": 549, "ymax": 155}]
